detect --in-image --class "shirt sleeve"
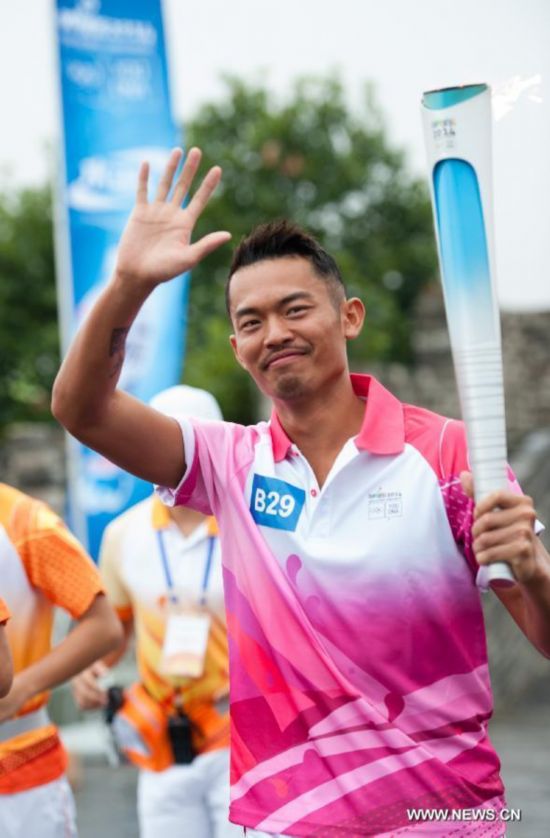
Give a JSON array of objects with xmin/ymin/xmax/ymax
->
[
  {"xmin": 99, "ymin": 521, "xmax": 133, "ymax": 621},
  {"xmin": 156, "ymin": 416, "xmax": 254, "ymax": 517},
  {"xmin": 15, "ymin": 499, "xmax": 104, "ymax": 619},
  {"xmin": 156, "ymin": 416, "xmax": 212, "ymax": 513},
  {"xmin": 0, "ymin": 598, "xmax": 10, "ymax": 624}
]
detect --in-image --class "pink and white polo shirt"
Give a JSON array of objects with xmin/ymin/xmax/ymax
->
[{"xmin": 158, "ymin": 374, "xmax": 515, "ymax": 836}]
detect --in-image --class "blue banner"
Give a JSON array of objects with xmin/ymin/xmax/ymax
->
[{"xmin": 54, "ymin": 0, "xmax": 188, "ymax": 559}]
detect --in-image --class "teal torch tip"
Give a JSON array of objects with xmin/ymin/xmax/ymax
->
[{"xmin": 422, "ymin": 83, "xmax": 488, "ymax": 110}]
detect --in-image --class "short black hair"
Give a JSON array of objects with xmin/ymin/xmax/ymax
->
[{"xmin": 225, "ymin": 219, "xmax": 346, "ymax": 314}]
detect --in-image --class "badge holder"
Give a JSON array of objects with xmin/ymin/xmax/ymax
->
[{"xmin": 160, "ymin": 591, "xmax": 212, "ymax": 679}]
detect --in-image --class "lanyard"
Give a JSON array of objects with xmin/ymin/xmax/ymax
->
[{"xmin": 156, "ymin": 528, "xmax": 217, "ymax": 606}]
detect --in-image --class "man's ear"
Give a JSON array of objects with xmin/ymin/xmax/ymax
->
[
  {"xmin": 342, "ymin": 297, "xmax": 365, "ymax": 340},
  {"xmin": 229, "ymin": 334, "xmax": 247, "ymax": 370}
]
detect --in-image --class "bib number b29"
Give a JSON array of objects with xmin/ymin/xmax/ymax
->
[{"xmin": 250, "ymin": 475, "xmax": 305, "ymax": 531}]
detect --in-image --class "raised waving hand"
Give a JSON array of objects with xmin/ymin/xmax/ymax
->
[
  {"xmin": 52, "ymin": 146, "xmax": 228, "ymax": 487},
  {"xmin": 116, "ymin": 146, "xmax": 231, "ymax": 288}
]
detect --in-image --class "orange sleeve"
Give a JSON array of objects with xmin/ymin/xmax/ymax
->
[
  {"xmin": 15, "ymin": 500, "xmax": 104, "ymax": 619},
  {"xmin": 0, "ymin": 597, "xmax": 9, "ymax": 624}
]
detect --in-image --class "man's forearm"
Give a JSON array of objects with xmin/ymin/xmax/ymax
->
[
  {"xmin": 52, "ymin": 269, "xmax": 187, "ymax": 488},
  {"xmin": 103, "ymin": 618, "xmax": 133, "ymax": 668},
  {"xmin": 519, "ymin": 542, "xmax": 550, "ymax": 657},
  {"xmin": 52, "ymin": 274, "xmax": 151, "ymax": 436},
  {"xmin": 0, "ymin": 627, "xmax": 13, "ymax": 698},
  {"xmin": 15, "ymin": 595, "xmax": 123, "ymax": 705}
]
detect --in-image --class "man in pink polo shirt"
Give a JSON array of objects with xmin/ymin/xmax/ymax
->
[{"xmin": 52, "ymin": 147, "xmax": 550, "ymax": 837}]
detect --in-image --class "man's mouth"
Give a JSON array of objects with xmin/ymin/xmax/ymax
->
[{"xmin": 263, "ymin": 349, "xmax": 308, "ymax": 370}]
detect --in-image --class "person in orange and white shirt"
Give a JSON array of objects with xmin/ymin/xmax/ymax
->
[
  {"xmin": 72, "ymin": 386, "xmax": 240, "ymax": 838},
  {"xmin": 0, "ymin": 482, "xmax": 123, "ymax": 838},
  {"xmin": 0, "ymin": 599, "xmax": 13, "ymax": 698}
]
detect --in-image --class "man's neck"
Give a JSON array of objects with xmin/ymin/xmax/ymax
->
[
  {"xmin": 273, "ymin": 374, "xmax": 365, "ymax": 487},
  {"xmin": 168, "ymin": 505, "xmax": 207, "ymax": 537}
]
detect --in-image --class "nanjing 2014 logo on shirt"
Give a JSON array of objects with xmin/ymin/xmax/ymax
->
[
  {"xmin": 368, "ymin": 488, "xmax": 403, "ymax": 520},
  {"xmin": 250, "ymin": 475, "xmax": 305, "ymax": 531}
]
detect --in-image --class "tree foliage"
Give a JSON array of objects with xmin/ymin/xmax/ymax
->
[
  {"xmin": 0, "ymin": 186, "xmax": 59, "ymax": 431},
  {"xmin": 185, "ymin": 76, "xmax": 436, "ymax": 422},
  {"xmin": 0, "ymin": 75, "xmax": 436, "ymax": 432}
]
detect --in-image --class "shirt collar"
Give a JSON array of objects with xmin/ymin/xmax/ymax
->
[
  {"xmin": 151, "ymin": 496, "xmax": 219, "ymax": 538},
  {"xmin": 151, "ymin": 496, "xmax": 171, "ymax": 530},
  {"xmin": 269, "ymin": 373, "xmax": 405, "ymax": 462}
]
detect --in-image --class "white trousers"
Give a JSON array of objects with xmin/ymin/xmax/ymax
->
[
  {"xmin": 0, "ymin": 774, "xmax": 77, "ymax": 838},
  {"xmin": 138, "ymin": 748, "xmax": 241, "ymax": 838}
]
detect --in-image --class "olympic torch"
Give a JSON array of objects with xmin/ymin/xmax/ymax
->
[{"xmin": 421, "ymin": 83, "xmax": 514, "ymax": 587}]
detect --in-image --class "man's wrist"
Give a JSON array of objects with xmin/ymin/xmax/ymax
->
[
  {"xmin": 518, "ymin": 543, "xmax": 550, "ymax": 593},
  {"xmin": 110, "ymin": 268, "xmax": 158, "ymax": 302}
]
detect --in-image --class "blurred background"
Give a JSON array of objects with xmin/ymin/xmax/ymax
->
[{"xmin": 0, "ymin": 1, "xmax": 549, "ymax": 835}]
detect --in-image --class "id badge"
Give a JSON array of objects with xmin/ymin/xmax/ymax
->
[{"xmin": 160, "ymin": 611, "xmax": 211, "ymax": 678}]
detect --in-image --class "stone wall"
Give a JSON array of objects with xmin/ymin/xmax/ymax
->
[
  {"xmin": 0, "ymin": 422, "xmax": 66, "ymax": 515},
  {"xmin": 368, "ymin": 286, "xmax": 550, "ymax": 450}
]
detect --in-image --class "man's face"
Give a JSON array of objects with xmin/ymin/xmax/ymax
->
[{"xmin": 228, "ymin": 257, "xmax": 364, "ymax": 402}]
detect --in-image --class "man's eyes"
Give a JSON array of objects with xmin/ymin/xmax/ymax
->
[
  {"xmin": 239, "ymin": 306, "xmax": 310, "ymax": 329},
  {"xmin": 241, "ymin": 319, "xmax": 260, "ymax": 330}
]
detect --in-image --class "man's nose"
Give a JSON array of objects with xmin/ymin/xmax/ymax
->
[{"xmin": 264, "ymin": 316, "xmax": 293, "ymax": 347}]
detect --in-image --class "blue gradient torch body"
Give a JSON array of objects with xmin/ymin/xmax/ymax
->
[{"xmin": 422, "ymin": 84, "xmax": 514, "ymax": 587}]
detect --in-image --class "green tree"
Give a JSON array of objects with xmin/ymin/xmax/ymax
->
[
  {"xmin": 0, "ymin": 75, "xmax": 436, "ymax": 433},
  {"xmin": 185, "ymin": 76, "xmax": 436, "ymax": 423},
  {"xmin": 0, "ymin": 185, "xmax": 59, "ymax": 431}
]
